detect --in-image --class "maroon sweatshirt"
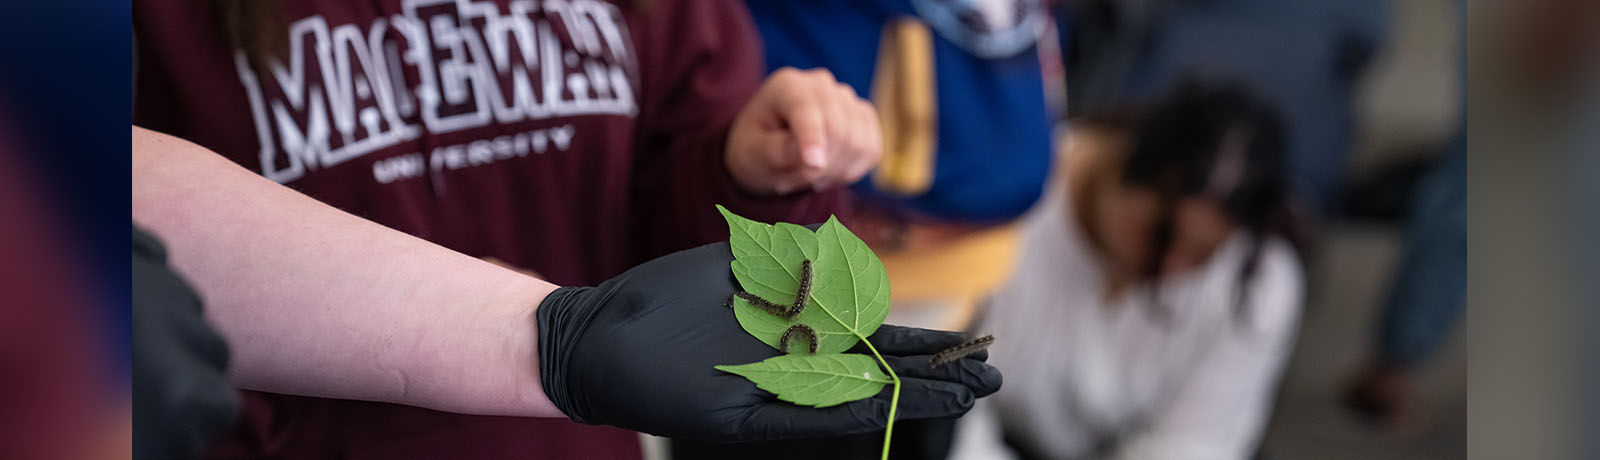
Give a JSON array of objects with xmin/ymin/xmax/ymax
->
[{"xmin": 135, "ymin": 0, "xmax": 841, "ymax": 458}]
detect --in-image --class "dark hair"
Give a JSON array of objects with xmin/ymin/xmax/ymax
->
[{"xmin": 1120, "ymin": 80, "xmax": 1301, "ymax": 316}]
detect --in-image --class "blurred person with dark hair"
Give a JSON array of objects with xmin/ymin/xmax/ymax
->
[
  {"xmin": 951, "ymin": 81, "xmax": 1305, "ymax": 460},
  {"xmin": 128, "ymin": 0, "xmax": 971, "ymax": 458}
]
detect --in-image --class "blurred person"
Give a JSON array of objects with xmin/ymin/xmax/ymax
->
[
  {"xmin": 672, "ymin": 1, "xmax": 1055, "ymax": 458},
  {"xmin": 133, "ymin": 0, "xmax": 892, "ymax": 457},
  {"xmin": 743, "ymin": 0, "xmax": 1055, "ymax": 332},
  {"xmin": 951, "ymin": 81, "xmax": 1305, "ymax": 460}
]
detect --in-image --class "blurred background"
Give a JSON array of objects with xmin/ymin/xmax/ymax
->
[
  {"xmin": 1258, "ymin": 0, "xmax": 1463, "ymax": 458},
  {"xmin": 715, "ymin": 0, "xmax": 1466, "ymax": 458}
]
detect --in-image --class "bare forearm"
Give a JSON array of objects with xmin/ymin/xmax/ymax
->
[{"xmin": 131, "ymin": 126, "xmax": 562, "ymax": 417}]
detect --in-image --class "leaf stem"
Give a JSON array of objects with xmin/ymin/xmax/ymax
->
[{"xmin": 857, "ymin": 336, "xmax": 900, "ymax": 460}]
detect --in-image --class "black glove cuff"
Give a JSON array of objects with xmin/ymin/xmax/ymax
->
[{"xmin": 536, "ymin": 285, "xmax": 599, "ymax": 425}]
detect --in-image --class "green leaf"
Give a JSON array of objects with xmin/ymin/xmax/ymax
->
[
  {"xmin": 810, "ymin": 215, "xmax": 891, "ymax": 340},
  {"xmin": 716, "ymin": 206, "xmax": 904, "ymax": 460},
  {"xmin": 719, "ymin": 206, "xmax": 872, "ymax": 354},
  {"xmin": 715, "ymin": 354, "xmax": 893, "ymax": 407}
]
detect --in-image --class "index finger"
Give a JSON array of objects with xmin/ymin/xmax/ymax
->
[{"xmin": 774, "ymin": 90, "xmax": 829, "ymax": 168}]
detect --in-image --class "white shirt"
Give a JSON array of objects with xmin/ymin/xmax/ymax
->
[{"xmin": 950, "ymin": 177, "xmax": 1304, "ymax": 460}]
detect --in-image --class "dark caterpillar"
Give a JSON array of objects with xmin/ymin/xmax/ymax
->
[
  {"xmin": 779, "ymin": 324, "xmax": 818, "ymax": 354},
  {"xmin": 731, "ymin": 258, "xmax": 813, "ymax": 319},
  {"xmin": 929, "ymin": 335, "xmax": 995, "ymax": 368},
  {"xmin": 727, "ymin": 259, "xmax": 818, "ymax": 353}
]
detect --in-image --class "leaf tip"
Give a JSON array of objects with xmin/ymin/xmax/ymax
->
[
  {"xmin": 717, "ymin": 204, "xmax": 741, "ymax": 221},
  {"xmin": 718, "ymin": 205, "xmax": 768, "ymax": 234},
  {"xmin": 817, "ymin": 214, "xmax": 849, "ymax": 236}
]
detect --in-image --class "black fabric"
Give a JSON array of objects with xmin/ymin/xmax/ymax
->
[
  {"xmin": 132, "ymin": 226, "xmax": 239, "ymax": 460},
  {"xmin": 537, "ymin": 241, "xmax": 1002, "ymax": 442}
]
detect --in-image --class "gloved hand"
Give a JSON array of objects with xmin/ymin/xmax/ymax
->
[
  {"xmin": 133, "ymin": 226, "xmax": 239, "ymax": 460},
  {"xmin": 537, "ymin": 240, "xmax": 1001, "ymax": 441}
]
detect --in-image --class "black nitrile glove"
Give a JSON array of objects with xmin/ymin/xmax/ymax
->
[
  {"xmin": 133, "ymin": 226, "xmax": 239, "ymax": 460},
  {"xmin": 537, "ymin": 240, "xmax": 1001, "ymax": 442}
]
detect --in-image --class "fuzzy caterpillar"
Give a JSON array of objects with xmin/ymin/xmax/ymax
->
[
  {"xmin": 731, "ymin": 258, "xmax": 813, "ymax": 319},
  {"xmin": 929, "ymin": 335, "xmax": 995, "ymax": 368},
  {"xmin": 779, "ymin": 324, "xmax": 819, "ymax": 354}
]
